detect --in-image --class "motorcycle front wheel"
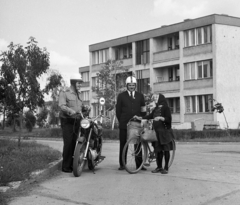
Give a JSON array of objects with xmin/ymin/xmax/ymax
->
[{"xmin": 73, "ymin": 142, "xmax": 86, "ymax": 177}]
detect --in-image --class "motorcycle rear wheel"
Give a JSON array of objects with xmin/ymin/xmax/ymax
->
[{"xmin": 73, "ymin": 142, "xmax": 86, "ymax": 177}]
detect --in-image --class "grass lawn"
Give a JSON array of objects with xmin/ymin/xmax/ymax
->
[{"xmin": 0, "ymin": 135, "xmax": 61, "ymax": 205}]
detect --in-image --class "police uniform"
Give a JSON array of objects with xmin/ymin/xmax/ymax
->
[{"xmin": 58, "ymin": 86, "xmax": 83, "ymax": 172}]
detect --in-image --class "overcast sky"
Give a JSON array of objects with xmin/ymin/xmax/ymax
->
[{"xmin": 1, "ymin": 0, "xmax": 240, "ymax": 82}]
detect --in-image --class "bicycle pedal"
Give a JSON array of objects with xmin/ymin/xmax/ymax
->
[{"xmin": 99, "ymin": 156, "xmax": 106, "ymax": 160}]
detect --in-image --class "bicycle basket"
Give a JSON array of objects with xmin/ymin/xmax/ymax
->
[{"xmin": 127, "ymin": 120, "xmax": 144, "ymax": 143}]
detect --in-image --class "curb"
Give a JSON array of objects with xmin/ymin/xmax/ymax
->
[
  {"xmin": 29, "ymin": 159, "xmax": 62, "ymax": 180},
  {"xmin": 0, "ymin": 159, "xmax": 62, "ymax": 193}
]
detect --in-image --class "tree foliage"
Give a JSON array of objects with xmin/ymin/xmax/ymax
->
[
  {"xmin": 24, "ymin": 111, "xmax": 36, "ymax": 132},
  {"xmin": 93, "ymin": 60, "xmax": 129, "ymax": 110},
  {"xmin": 36, "ymin": 106, "xmax": 49, "ymax": 128},
  {"xmin": 44, "ymin": 69, "xmax": 65, "ymax": 126},
  {"xmin": 0, "ymin": 37, "xmax": 50, "ymax": 116},
  {"xmin": 0, "ymin": 37, "xmax": 63, "ymax": 130}
]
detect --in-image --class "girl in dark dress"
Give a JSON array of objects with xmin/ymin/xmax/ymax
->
[{"xmin": 135, "ymin": 93, "xmax": 174, "ymax": 174}]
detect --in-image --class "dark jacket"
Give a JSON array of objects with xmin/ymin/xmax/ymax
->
[
  {"xmin": 116, "ymin": 91, "xmax": 146, "ymax": 129},
  {"xmin": 143, "ymin": 94, "xmax": 172, "ymax": 144},
  {"xmin": 143, "ymin": 94, "xmax": 172, "ymax": 129},
  {"xmin": 143, "ymin": 105, "xmax": 172, "ymax": 130}
]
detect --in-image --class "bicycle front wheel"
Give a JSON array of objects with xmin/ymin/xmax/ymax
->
[{"xmin": 122, "ymin": 136, "xmax": 147, "ymax": 174}]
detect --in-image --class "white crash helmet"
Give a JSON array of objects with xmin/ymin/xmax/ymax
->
[
  {"xmin": 70, "ymin": 73, "xmax": 83, "ymax": 84},
  {"xmin": 125, "ymin": 76, "xmax": 137, "ymax": 84}
]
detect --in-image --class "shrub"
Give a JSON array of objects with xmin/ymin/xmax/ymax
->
[
  {"xmin": 24, "ymin": 111, "xmax": 36, "ymax": 132},
  {"xmin": 102, "ymin": 129, "xmax": 119, "ymax": 140}
]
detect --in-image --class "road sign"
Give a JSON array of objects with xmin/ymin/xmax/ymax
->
[{"xmin": 99, "ymin": 97, "xmax": 105, "ymax": 105}]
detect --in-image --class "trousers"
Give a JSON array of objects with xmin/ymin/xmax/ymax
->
[{"xmin": 60, "ymin": 118, "xmax": 80, "ymax": 170}]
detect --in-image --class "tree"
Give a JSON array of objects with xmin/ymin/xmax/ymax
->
[
  {"xmin": 24, "ymin": 111, "xmax": 36, "ymax": 132},
  {"xmin": 44, "ymin": 69, "xmax": 64, "ymax": 127},
  {"xmin": 36, "ymin": 106, "xmax": 49, "ymax": 128},
  {"xmin": 0, "ymin": 37, "xmax": 50, "ymax": 131},
  {"xmin": 93, "ymin": 60, "xmax": 129, "ymax": 110}
]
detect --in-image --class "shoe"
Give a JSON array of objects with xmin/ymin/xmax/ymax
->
[
  {"xmin": 141, "ymin": 167, "xmax": 147, "ymax": 171},
  {"xmin": 161, "ymin": 169, "xmax": 168, "ymax": 174},
  {"xmin": 62, "ymin": 168, "xmax": 72, "ymax": 173},
  {"xmin": 151, "ymin": 167, "xmax": 163, "ymax": 173},
  {"xmin": 118, "ymin": 166, "xmax": 125, "ymax": 170},
  {"xmin": 143, "ymin": 162, "xmax": 150, "ymax": 167}
]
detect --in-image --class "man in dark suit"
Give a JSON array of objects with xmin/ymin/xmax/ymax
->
[{"xmin": 116, "ymin": 76, "xmax": 146, "ymax": 170}]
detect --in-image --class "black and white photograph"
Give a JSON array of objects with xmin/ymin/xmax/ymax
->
[{"xmin": 1, "ymin": 0, "xmax": 240, "ymax": 204}]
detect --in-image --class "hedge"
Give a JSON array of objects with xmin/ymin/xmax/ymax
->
[{"xmin": 20, "ymin": 128, "xmax": 240, "ymax": 141}]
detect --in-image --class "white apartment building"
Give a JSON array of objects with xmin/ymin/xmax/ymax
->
[{"xmin": 79, "ymin": 14, "xmax": 240, "ymax": 129}]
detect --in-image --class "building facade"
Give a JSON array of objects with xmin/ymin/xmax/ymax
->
[{"xmin": 79, "ymin": 14, "xmax": 240, "ymax": 129}]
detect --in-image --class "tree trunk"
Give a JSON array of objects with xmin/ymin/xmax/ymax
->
[
  {"xmin": 2, "ymin": 107, "xmax": 6, "ymax": 130},
  {"xmin": 13, "ymin": 116, "xmax": 16, "ymax": 132}
]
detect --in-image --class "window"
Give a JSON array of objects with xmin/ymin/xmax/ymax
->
[
  {"xmin": 185, "ymin": 96, "xmax": 196, "ymax": 113},
  {"xmin": 175, "ymin": 67, "xmax": 180, "ymax": 81},
  {"xmin": 204, "ymin": 94, "xmax": 213, "ymax": 112},
  {"xmin": 81, "ymin": 72, "xmax": 89, "ymax": 82},
  {"xmin": 92, "ymin": 49, "xmax": 109, "ymax": 65},
  {"xmin": 185, "ymin": 60, "xmax": 212, "ymax": 80},
  {"xmin": 168, "ymin": 98, "xmax": 174, "ymax": 113},
  {"xmin": 169, "ymin": 68, "xmax": 173, "ymax": 81},
  {"xmin": 184, "ymin": 62, "xmax": 195, "ymax": 80},
  {"xmin": 185, "ymin": 96, "xmax": 191, "ymax": 113},
  {"xmin": 185, "ymin": 94, "xmax": 213, "ymax": 113},
  {"xmin": 198, "ymin": 95, "xmax": 203, "ymax": 112},
  {"xmin": 92, "ymin": 104, "xmax": 99, "ymax": 117},
  {"xmin": 197, "ymin": 60, "xmax": 212, "ymax": 79},
  {"xmin": 115, "ymin": 43, "xmax": 132, "ymax": 60},
  {"xmin": 82, "ymin": 91, "xmax": 89, "ymax": 101},
  {"xmin": 136, "ymin": 39, "xmax": 149, "ymax": 65},
  {"xmin": 168, "ymin": 66, "xmax": 179, "ymax": 81},
  {"xmin": 184, "ymin": 29, "xmax": 195, "ymax": 47},
  {"xmin": 167, "ymin": 97, "xmax": 180, "ymax": 113},
  {"xmin": 168, "ymin": 37, "xmax": 173, "ymax": 50},
  {"xmin": 184, "ymin": 25, "xmax": 212, "ymax": 47},
  {"xmin": 137, "ymin": 78, "xmax": 150, "ymax": 94},
  {"xmin": 197, "ymin": 28, "xmax": 202, "ymax": 45},
  {"xmin": 175, "ymin": 35, "xmax": 179, "ymax": 49},
  {"xmin": 92, "ymin": 77, "xmax": 99, "ymax": 90},
  {"xmin": 190, "ymin": 29, "xmax": 195, "ymax": 46},
  {"xmin": 136, "ymin": 70, "xmax": 150, "ymax": 94},
  {"xmin": 184, "ymin": 30, "xmax": 189, "ymax": 47}
]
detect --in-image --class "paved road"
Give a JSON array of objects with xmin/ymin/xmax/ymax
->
[{"xmin": 9, "ymin": 140, "xmax": 240, "ymax": 205}]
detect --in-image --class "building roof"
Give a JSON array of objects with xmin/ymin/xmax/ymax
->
[{"xmin": 89, "ymin": 14, "xmax": 240, "ymax": 52}]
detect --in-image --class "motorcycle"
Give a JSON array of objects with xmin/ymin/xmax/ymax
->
[{"xmin": 73, "ymin": 98, "xmax": 107, "ymax": 177}]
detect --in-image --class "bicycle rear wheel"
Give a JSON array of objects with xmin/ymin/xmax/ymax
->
[
  {"xmin": 122, "ymin": 136, "xmax": 147, "ymax": 174},
  {"xmin": 168, "ymin": 139, "xmax": 176, "ymax": 168}
]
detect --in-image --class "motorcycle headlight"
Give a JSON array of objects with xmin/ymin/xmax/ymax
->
[{"xmin": 81, "ymin": 119, "xmax": 90, "ymax": 129}]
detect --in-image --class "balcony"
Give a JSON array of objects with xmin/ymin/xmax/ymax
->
[
  {"xmin": 121, "ymin": 57, "xmax": 132, "ymax": 69},
  {"xmin": 184, "ymin": 78, "xmax": 213, "ymax": 90},
  {"xmin": 172, "ymin": 113, "xmax": 180, "ymax": 123},
  {"xmin": 153, "ymin": 49, "xmax": 180, "ymax": 63},
  {"xmin": 184, "ymin": 113, "xmax": 214, "ymax": 122},
  {"xmin": 81, "ymin": 81, "xmax": 90, "ymax": 88},
  {"xmin": 92, "ymin": 63, "xmax": 105, "ymax": 73},
  {"xmin": 153, "ymin": 80, "xmax": 180, "ymax": 93},
  {"xmin": 183, "ymin": 43, "xmax": 212, "ymax": 57}
]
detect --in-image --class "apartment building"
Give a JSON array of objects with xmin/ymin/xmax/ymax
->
[{"xmin": 79, "ymin": 14, "xmax": 240, "ymax": 129}]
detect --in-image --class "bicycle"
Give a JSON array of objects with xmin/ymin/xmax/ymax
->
[{"xmin": 122, "ymin": 120, "xmax": 176, "ymax": 174}]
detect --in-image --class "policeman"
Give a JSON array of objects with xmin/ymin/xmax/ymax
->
[
  {"xmin": 58, "ymin": 74, "xmax": 83, "ymax": 173},
  {"xmin": 116, "ymin": 76, "xmax": 146, "ymax": 170}
]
